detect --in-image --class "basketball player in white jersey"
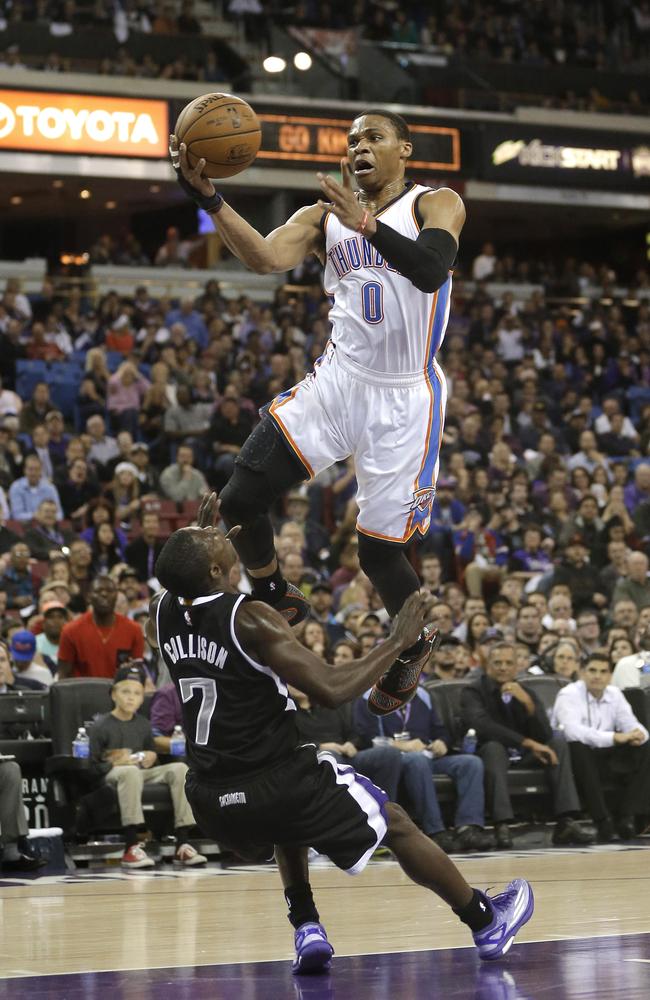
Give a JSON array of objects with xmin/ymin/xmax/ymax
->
[{"xmin": 170, "ymin": 110, "xmax": 464, "ymax": 703}]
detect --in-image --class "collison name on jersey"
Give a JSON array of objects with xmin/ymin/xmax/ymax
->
[{"xmin": 162, "ymin": 631, "xmax": 228, "ymax": 670}]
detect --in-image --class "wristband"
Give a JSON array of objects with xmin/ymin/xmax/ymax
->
[
  {"xmin": 175, "ymin": 167, "xmax": 224, "ymax": 214},
  {"xmin": 356, "ymin": 210, "xmax": 370, "ymax": 234}
]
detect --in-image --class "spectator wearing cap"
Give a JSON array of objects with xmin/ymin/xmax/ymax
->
[
  {"xmin": 57, "ymin": 574, "xmax": 144, "ymax": 680},
  {"xmin": 10, "ymin": 630, "xmax": 52, "ymax": 688},
  {"xmin": 8, "ymin": 454, "xmax": 63, "ymax": 523},
  {"xmin": 460, "ymin": 641, "xmax": 593, "ymax": 849},
  {"xmin": 489, "ymin": 594, "xmax": 516, "ymax": 629},
  {"xmin": 89, "ymin": 662, "xmax": 206, "ymax": 869},
  {"xmin": 558, "ymin": 495, "xmax": 604, "ymax": 556},
  {"xmin": 118, "ymin": 567, "xmax": 148, "ymax": 616},
  {"xmin": 612, "ymin": 551, "xmax": 650, "ymax": 611},
  {"xmin": 552, "ymin": 650, "xmax": 650, "ymax": 842},
  {"xmin": 125, "ymin": 511, "xmax": 165, "ymax": 583},
  {"xmin": 472, "ymin": 626, "xmax": 507, "ymax": 672},
  {"xmin": 35, "ymin": 601, "xmax": 69, "ymax": 668},
  {"xmin": 106, "ymin": 462, "xmax": 141, "ymax": 529},
  {"xmin": 43, "ymin": 410, "xmax": 70, "ymax": 469},
  {"xmin": 23, "ymin": 499, "xmax": 75, "ymax": 561},
  {"xmin": 549, "ymin": 535, "xmax": 607, "ymax": 612},
  {"xmin": 107, "ymin": 361, "xmax": 150, "ymax": 437},
  {"xmin": 308, "ymin": 581, "xmax": 346, "ymax": 646},
  {"xmin": 283, "ymin": 485, "xmax": 330, "ymax": 569},
  {"xmin": 611, "ymin": 626, "xmax": 650, "ymax": 690},
  {"xmin": 105, "ymin": 315, "xmax": 135, "ymax": 356},
  {"xmin": 159, "ymin": 443, "xmax": 209, "ymax": 503},
  {"xmin": 130, "ymin": 442, "xmax": 159, "ymax": 494}
]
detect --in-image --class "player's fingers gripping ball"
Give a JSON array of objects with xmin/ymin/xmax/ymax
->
[
  {"xmin": 368, "ymin": 625, "xmax": 441, "ymax": 717},
  {"xmin": 174, "ymin": 92, "xmax": 261, "ymax": 179}
]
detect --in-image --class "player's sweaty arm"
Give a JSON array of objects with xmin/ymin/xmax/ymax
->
[
  {"xmin": 318, "ymin": 163, "xmax": 465, "ymax": 293},
  {"xmin": 235, "ymin": 591, "xmax": 434, "ymax": 709},
  {"xmin": 171, "ymin": 134, "xmax": 323, "ymax": 274}
]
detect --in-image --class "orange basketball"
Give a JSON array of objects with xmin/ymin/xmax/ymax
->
[{"xmin": 175, "ymin": 93, "xmax": 262, "ymax": 179}]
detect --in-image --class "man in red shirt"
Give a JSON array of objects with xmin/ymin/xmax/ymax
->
[{"xmin": 57, "ymin": 575, "xmax": 144, "ymax": 680}]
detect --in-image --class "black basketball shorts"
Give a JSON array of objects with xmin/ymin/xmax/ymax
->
[{"xmin": 185, "ymin": 744, "xmax": 389, "ymax": 874}]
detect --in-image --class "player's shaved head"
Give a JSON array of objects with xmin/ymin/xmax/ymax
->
[{"xmin": 155, "ymin": 526, "xmax": 236, "ymax": 598}]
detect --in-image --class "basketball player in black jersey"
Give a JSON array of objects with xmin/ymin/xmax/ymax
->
[{"xmin": 148, "ymin": 493, "xmax": 533, "ymax": 972}]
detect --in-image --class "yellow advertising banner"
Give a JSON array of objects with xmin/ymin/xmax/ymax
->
[{"xmin": 0, "ymin": 89, "xmax": 168, "ymax": 157}]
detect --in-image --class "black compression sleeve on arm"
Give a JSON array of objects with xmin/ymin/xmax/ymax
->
[{"xmin": 368, "ymin": 223, "xmax": 457, "ymax": 293}]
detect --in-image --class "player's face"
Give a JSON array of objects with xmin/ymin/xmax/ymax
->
[
  {"xmin": 205, "ymin": 528, "xmax": 238, "ymax": 579},
  {"xmin": 347, "ymin": 115, "xmax": 411, "ymax": 191}
]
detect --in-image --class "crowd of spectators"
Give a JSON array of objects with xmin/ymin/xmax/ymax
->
[{"xmin": 1, "ymin": 241, "xmax": 650, "ymax": 853}]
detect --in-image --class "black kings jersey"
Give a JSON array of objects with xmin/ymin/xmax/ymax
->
[{"xmin": 155, "ymin": 590, "xmax": 299, "ymax": 780}]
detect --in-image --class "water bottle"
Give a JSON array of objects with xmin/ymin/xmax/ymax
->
[
  {"xmin": 170, "ymin": 725, "xmax": 186, "ymax": 757},
  {"xmin": 507, "ymin": 747, "xmax": 522, "ymax": 764},
  {"xmin": 72, "ymin": 727, "xmax": 90, "ymax": 759},
  {"xmin": 462, "ymin": 728, "xmax": 477, "ymax": 754},
  {"xmin": 501, "ymin": 692, "xmax": 513, "ymax": 705}
]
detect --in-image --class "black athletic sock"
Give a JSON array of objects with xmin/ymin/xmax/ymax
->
[
  {"xmin": 454, "ymin": 888, "xmax": 493, "ymax": 932},
  {"xmin": 123, "ymin": 825, "xmax": 139, "ymax": 849},
  {"xmin": 284, "ymin": 883, "xmax": 320, "ymax": 929},
  {"xmin": 175, "ymin": 826, "xmax": 194, "ymax": 847},
  {"xmin": 252, "ymin": 566, "xmax": 287, "ymax": 605}
]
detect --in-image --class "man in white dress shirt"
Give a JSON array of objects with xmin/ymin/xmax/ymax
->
[{"xmin": 552, "ymin": 651, "xmax": 650, "ymax": 842}]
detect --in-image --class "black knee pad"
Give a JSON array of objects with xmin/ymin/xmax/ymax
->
[
  {"xmin": 237, "ymin": 415, "xmax": 308, "ymax": 493},
  {"xmin": 219, "ymin": 465, "xmax": 270, "ymax": 527},
  {"xmin": 357, "ymin": 531, "xmax": 405, "ymax": 576}
]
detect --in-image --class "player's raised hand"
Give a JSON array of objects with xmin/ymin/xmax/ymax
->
[
  {"xmin": 392, "ymin": 591, "xmax": 436, "ymax": 649},
  {"xmin": 317, "ymin": 159, "xmax": 368, "ymax": 232},
  {"xmin": 197, "ymin": 491, "xmax": 218, "ymax": 529},
  {"xmin": 169, "ymin": 133, "xmax": 215, "ymax": 198}
]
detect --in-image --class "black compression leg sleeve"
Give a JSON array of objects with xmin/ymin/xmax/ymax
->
[
  {"xmin": 219, "ymin": 417, "xmax": 308, "ymax": 571},
  {"xmin": 357, "ymin": 531, "xmax": 420, "ymax": 618}
]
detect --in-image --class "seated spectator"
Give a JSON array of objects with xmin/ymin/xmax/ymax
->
[
  {"xmin": 0, "ymin": 542, "xmax": 36, "ymax": 611},
  {"xmin": 543, "ymin": 639, "xmax": 581, "ymax": 680},
  {"xmin": 514, "ymin": 603, "xmax": 544, "ymax": 654},
  {"xmin": 419, "ymin": 553, "xmax": 445, "ymax": 599},
  {"xmin": 44, "ymin": 410, "xmax": 70, "ymax": 470},
  {"xmin": 207, "ymin": 393, "xmax": 253, "ymax": 487},
  {"xmin": 155, "ymin": 226, "xmax": 191, "ymax": 267},
  {"xmin": 80, "ymin": 498, "xmax": 128, "ymax": 555},
  {"xmin": 130, "ymin": 442, "xmax": 159, "ymax": 495},
  {"xmin": 427, "ymin": 637, "xmax": 466, "ymax": 682},
  {"xmin": 89, "ymin": 662, "xmax": 206, "ymax": 869},
  {"xmin": 552, "ymin": 651, "xmax": 650, "ymax": 841},
  {"xmin": 575, "ymin": 609, "xmax": 602, "ymax": 656},
  {"xmin": 117, "ymin": 566, "xmax": 148, "ymax": 617},
  {"xmin": 107, "ymin": 361, "xmax": 150, "ymax": 437},
  {"xmin": 460, "ymin": 641, "xmax": 593, "ymax": 849},
  {"xmin": 163, "ymin": 385, "xmax": 211, "ymax": 456},
  {"xmin": 354, "ymin": 684, "xmax": 492, "ymax": 853},
  {"xmin": 57, "ymin": 458, "xmax": 100, "ymax": 522},
  {"xmin": 509, "ymin": 525, "xmax": 553, "ymax": 579},
  {"xmin": 549, "ymin": 534, "xmax": 606, "ymax": 613},
  {"xmin": 0, "ymin": 695, "xmax": 46, "ymax": 869},
  {"xmin": 35, "ymin": 600, "xmax": 69, "ymax": 671},
  {"xmin": 307, "ymin": 582, "xmax": 346, "ymax": 647},
  {"xmin": 612, "ymin": 551, "xmax": 650, "ymax": 611},
  {"xmin": 105, "ymin": 315, "xmax": 135, "ymax": 356},
  {"xmin": 86, "ymin": 415, "xmax": 120, "ymax": 479},
  {"xmin": 8, "ymin": 454, "xmax": 63, "ymax": 522},
  {"xmin": 125, "ymin": 511, "xmax": 165, "ymax": 583},
  {"xmin": 58, "ymin": 574, "xmax": 144, "ymax": 679},
  {"xmin": 23, "ymin": 499, "xmax": 75, "ymax": 561},
  {"xmin": 611, "ymin": 626, "xmax": 650, "ymax": 690},
  {"xmin": 159, "ymin": 443, "xmax": 208, "ymax": 503},
  {"xmin": 610, "ymin": 598, "xmax": 639, "ymax": 633},
  {"xmin": 9, "ymin": 629, "xmax": 51, "ymax": 688},
  {"xmin": 0, "ymin": 375, "xmax": 22, "ymax": 418},
  {"xmin": 77, "ymin": 376, "xmax": 106, "ymax": 426},
  {"xmin": 90, "ymin": 522, "xmax": 123, "ymax": 576},
  {"xmin": 106, "ymin": 462, "xmax": 141, "ymax": 528},
  {"xmin": 623, "ymin": 462, "xmax": 650, "ymax": 514},
  {"xmin": 19, "ymin": 382, "xmax": 51, "ymax": 435},
  {"xmin": 164, "ymin": 300, "xmax": 208, "ymax": 350}
]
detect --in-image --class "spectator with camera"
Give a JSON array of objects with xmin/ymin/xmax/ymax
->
[
  {"xmin": 552, "ymin": 651, "xmax": 650, "ymax": 841},
  {"xmin": 89, "ymin": 662, "xmax": 206, "ymax": 869}
]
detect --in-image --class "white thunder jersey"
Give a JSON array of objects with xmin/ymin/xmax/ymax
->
[
  {"xmin": 322, "ymin": 181, "xmax": 453, "ymax": 376},
  {"xmin": 268, "ymin": 181, "xmax": 452, "ymax": 542}
]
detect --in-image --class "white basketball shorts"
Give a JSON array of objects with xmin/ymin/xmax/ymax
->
[{"xmin": 268, "ymin": 342, "xmax": 447, "ymax": 543}]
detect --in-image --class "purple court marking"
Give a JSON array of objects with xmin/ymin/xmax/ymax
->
[{"xmin": 3, "ymin": 934, "xmax": 650, "ymax": 1000}]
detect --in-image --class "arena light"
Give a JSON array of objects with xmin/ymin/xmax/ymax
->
[
  {"xmin": 9, "ymin": 194, "xmax": 22, "ymax": 205},
  {"xmin": 149, "ymin": 184, "xmax": 160, "ymax": 193},
  {"xmin": 105, "ymin": 200, "xmax": 117, "ymax": 209},
  {"xmin": 79, "ymin": 188, "xmax": 91, "ymax": 199},
  {"xmin": 52, "ymin": 179, "xmax": 64, "ymax": 188},
  {"xmin": 263, "ymin": 55, "xmax": 286, "ymax": 73},
  {"xmin": 293, "ymin": 51, "xmax": 312, "ymax": 71}
]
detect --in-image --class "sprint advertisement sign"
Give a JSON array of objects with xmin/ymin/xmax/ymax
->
[
  {"xmin": 0, "ymin": 89, "xmax": 168, "ymax": 157},
  {"xmin": 484, "ymin": 126, "xmax": 650, "ymax": 190}
]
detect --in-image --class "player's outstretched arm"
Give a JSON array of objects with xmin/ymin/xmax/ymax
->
[
  {"xmin": 170, "ymin": 134, "xmax": 323, "ymax": 274},
  {"xmin": 235, "ymin": 591, "xmax": 434, "ymax": 708}
]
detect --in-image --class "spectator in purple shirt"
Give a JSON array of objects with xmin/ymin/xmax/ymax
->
[
  {"xmin": 624, "ymin": 463, "xmax": 650, "ymax": 514},
  {"xmin": 510, "ymin": 525, "xmax": 553, "ymax": 577},
  {"xmin": 149, "ymin": 683, "xmax": 182, "ymax": 753}
]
